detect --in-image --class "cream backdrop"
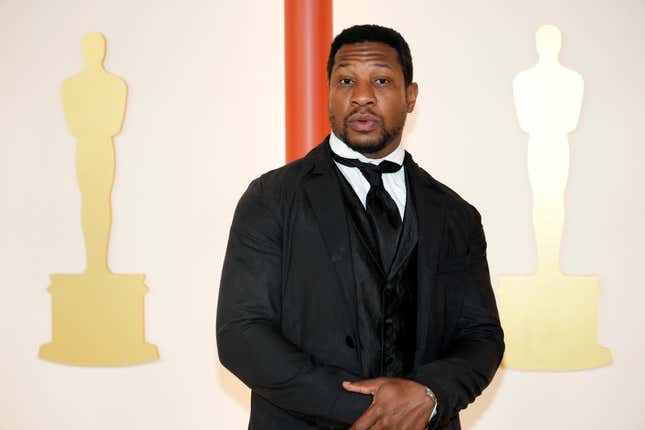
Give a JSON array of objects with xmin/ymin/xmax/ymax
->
[{"xmin": 1, "ymin": 0, "xmax": 644, "ymax": 429}]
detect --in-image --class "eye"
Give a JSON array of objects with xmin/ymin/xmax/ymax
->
[
  {"xmin": 339, "ymin": 78, "xmax": 354, "ymax": 86},
  {"xmin": 374, "ymin": 78, "xmax": 391, "ymax": 85}
]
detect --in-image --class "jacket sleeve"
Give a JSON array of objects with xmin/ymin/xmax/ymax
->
[
  {"xmin": 216, "ymin": 178, "xmax": 372, "ymax": 428},
  {"xmin": 407, "ymin": 206, "xmax": 505, "ymax": 429}
]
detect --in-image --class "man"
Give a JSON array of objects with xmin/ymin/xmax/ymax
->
[{"xmin": 217, "ymin": 24, "xmax": 504, "ymax": 430}]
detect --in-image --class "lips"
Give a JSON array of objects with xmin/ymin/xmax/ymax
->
[{"xmin": 347, "ymin": 113, "xmax": 380, "ymax": 132}]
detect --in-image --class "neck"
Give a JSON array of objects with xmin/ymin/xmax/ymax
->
[
  {"xmin": 362, "ymin": 145, "xmax": 397, "ymax": 159},
  {"xmin": 537, "ymin": 56, "xmax": 559, "ymax": 66},
  {"xmin": 83, "ymin": 63, "xmax": 104, "ymax": 71}
]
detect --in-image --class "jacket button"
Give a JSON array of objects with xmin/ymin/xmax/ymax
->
[{"xmin": 345, "ymin": 335, "xmax": 356, "ymax": 349}]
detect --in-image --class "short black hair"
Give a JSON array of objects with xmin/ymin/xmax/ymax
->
[{"xmin": 327, "ymin": 24, "xmax": 413, "ymax": 86}]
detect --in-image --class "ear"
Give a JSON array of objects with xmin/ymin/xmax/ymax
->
[{"xmin": 406, "ymin": 82, "xmax": 419, "ymax": 113}]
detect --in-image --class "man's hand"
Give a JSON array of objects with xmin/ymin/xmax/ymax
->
[{"xmin": 342, "ymin": 377, "xmax": 434, "ymax": 430}]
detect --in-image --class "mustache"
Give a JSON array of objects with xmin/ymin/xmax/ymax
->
[{"xmin": 344, "ymin": 108, "xmax": 383, "ymax": 123}]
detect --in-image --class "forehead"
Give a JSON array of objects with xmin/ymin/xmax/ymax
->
[{"xmin": 333, "ymin": 42, "xmax": 400, "ymax": 70}]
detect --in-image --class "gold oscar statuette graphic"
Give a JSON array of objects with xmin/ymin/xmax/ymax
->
[
  {"xmin": 496, "ymin": 25, "xmax": 611, "ymax": 371},
  {"xmin": 39, "ymin": 32, "xmax": 159, "ymax": 366}
]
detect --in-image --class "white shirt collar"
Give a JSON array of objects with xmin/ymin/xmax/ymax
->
[{"xmin": 329, "ymin": 131, "xmax": 405, "ymax": 166}]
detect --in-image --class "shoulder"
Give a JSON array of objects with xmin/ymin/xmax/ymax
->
[
  {"xmin": 247, "ymin": 145, "xmax": 320, "ymax": 194},
  {"xmin": 409, "ymin": 159, "xmax": 483, "ymax": 242},
  {"xmin": 237, "ymin": 143, "xmax": 326, "ymax": 216},
  {"xmin": 413, "ymin": 162, "xmax": 487, "ymax": 258},
  {"xmin": 257, "ymin": 151, "xmax": 317, "ymax": 187},
  {"xmin": 412, "ymin": 159, "xmax": 481, "ymax": 219}
]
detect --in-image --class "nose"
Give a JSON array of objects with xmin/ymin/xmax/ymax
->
[{"xmin": 351, "ymin": 80, "xmax": 375, "ymax": 107}]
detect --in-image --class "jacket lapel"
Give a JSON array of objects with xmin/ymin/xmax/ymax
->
[
  {"xmin": 405, "ymin": 153, "xmax": 447, "ymax": 362},
  {"xmin": 303, "ymin": 138, "xmax": 356, "ymax": 313}
]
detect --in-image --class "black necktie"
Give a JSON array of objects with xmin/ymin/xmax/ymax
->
[{"xmin": 331, "ymin": 151, "xmax": 403, "ymax": 272}]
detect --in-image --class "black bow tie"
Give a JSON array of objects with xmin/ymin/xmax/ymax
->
[{"xmin": 331, "ymin": 151, "xmax": 403, "ymax": 273}]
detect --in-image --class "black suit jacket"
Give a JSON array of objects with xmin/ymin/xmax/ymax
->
[{"xmin": 216, "ymin": 137, "xmax": 504, "ymax": 429}]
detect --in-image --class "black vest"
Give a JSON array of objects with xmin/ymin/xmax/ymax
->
[{"xmin": 335, "ymin": 164, "xmax": 419, "ymax": 378}]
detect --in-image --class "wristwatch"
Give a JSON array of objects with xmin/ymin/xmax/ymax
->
[
  {"xmin": 425, "ymin": 386, "xmax": 437, "ymax": 402},
  {"xmin": 425, "ymin": 386, "xmax": 437, "ymax": 425}
]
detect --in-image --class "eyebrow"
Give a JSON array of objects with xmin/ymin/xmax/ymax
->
[{"xmin": 334, "ymin": 62, "xmax": 393, "ymax": 70}]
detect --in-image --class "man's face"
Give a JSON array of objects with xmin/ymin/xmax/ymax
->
[{"xmin": 328, "ymin": 41, "xmax": 418, "ymax": 158}]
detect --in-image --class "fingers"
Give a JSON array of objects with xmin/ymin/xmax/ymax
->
[
  {"xmin": 348, "ymin": 379, "xmax": 432, "ymax": 430},
  {"xmin": 342, "ymin": 377, "xmax": 387, "ymax": 395},
  {"xmin": 349, "ymin": 402, "xmax": 382, "ymax": 430},
  {"xmin": 342, "ymin": 380, "xmax": 377, "ymax": 395},
  {"xmin": 352, "ymin": 405, "xmax": 428, "ymax": 430}
]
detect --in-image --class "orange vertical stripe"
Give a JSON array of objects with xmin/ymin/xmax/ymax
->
[{"xmin": 285, "ymin": 0, "xmax": 333, "ymax": 163}]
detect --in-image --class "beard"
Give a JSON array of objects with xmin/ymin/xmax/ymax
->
[{"xmin": 329, "ymin": 107, "xmax": 406, "ymax": 154}]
